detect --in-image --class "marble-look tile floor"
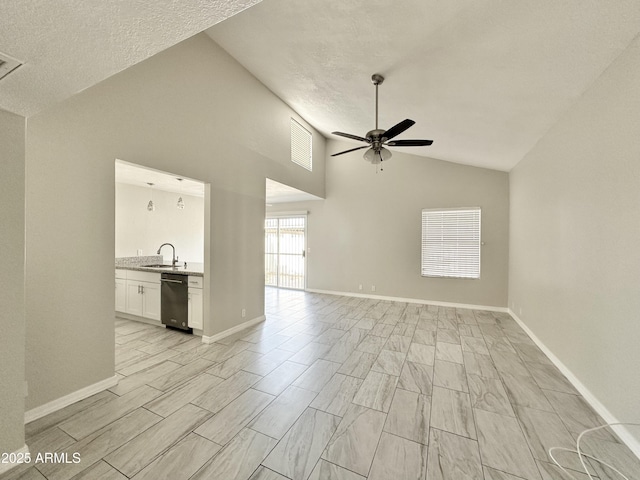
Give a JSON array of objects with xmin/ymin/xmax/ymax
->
[{"xmin": 4, "ymin": 288, "xmax": 640, "ymax": 480}]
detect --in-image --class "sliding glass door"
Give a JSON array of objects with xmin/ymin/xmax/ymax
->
[{"xmin": 265, "ymin": 216, "xmax": 306, "ymax": 289}]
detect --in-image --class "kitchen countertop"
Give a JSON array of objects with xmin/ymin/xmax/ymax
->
[{"xmin": 116, "ymin": 263, "xmax": 204, "ymax": 277}]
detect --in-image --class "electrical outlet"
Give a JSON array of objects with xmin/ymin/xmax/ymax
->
[
  {"xmin": 371, "ymin": 285, "xmax": 376, "ymax": 292},
  {"xmin": 137, "ymin": 249, "xmax": 143, "ymax": 256},
  {"xmin": 358, "ymin": 284, "xmax": 363, "ymax": 291},
  {"xmin": 241, "ymin": 308, "xmax": 246, "ymax": 318}
]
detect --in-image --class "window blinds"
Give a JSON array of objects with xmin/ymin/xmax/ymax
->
[
  {"xmin": 421, "ymin": 208, "xmax": 481, "ymax": 279},
  {"xmin": 291, "ymin": 118, "xmax": 312, "ymax": 171}
]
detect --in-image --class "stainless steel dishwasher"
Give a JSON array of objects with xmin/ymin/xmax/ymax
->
[{"xmin": 160, "ymin": 273, "xmax": 191, "ymax": 332}]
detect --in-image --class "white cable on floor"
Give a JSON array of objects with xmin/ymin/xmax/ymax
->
[
  {"xmin": 548, "ymin": 422, "xmax": 640, "ymax": 480},
  {"xmin": 549, "ymin": 447, "xmax": 629, "ymax": 479}
]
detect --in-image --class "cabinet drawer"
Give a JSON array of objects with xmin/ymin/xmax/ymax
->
[
  {"xmin": 115, "ymin": 269, "xmax": 127, "ymax": 280},
  {"xmin": 187, "ymin": 276, "xmax": 203, "ymax": 288},
  {"xmin": 127, "ymin": 270, "xmax": 161, "ymax": 284}
]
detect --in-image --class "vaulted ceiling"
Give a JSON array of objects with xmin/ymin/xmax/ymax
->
[
  {"xmin": 2, "ymin": 0, "xmax": 640, "ymax": 171},
  {"xmin": 207, "ymin": 0, "xmax": 640, "ymax": 171}
]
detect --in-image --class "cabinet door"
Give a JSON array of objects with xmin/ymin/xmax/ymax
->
[
  {"xmin": 126, "ymin": 282, "xmax": 143, "ymax": 316},
  {"xmin": 188, "ymin": 288, "xmax": 203, "ymax": 330},
  {"xmin": 115, "ymin": 278, "xmax": 127, "ymax": 312},
  {"xmin": 141, "ymin": 281, "xmax": 161, "ymax": 321}
]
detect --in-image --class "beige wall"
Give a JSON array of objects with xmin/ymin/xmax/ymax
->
[
  {"xmin": 509, "ymin": 36, "xmax": 640, "ymax": 442},
  {"xmin": 116, "ymin": 183, "xmax": 205, "ymax": 263},
  {"xmin": 0, "ymin": 109, "xmax": 26, "ymax": 453},
  {"xmin": 269, "ymin": 144, "xmax": 509, "ymax": 307},
  {"xmin": 25, "ymin": 34, "xmax": 325, "ymax": 410}
]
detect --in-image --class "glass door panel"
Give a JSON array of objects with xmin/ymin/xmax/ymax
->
[{"xmin": 265, "ymin": 216, "xmax": 306, "ymax": 289}]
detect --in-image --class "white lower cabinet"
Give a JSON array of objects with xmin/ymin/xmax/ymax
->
[
  {"xmin": 140, "ymin": 281, "xmax": 161, "ymax": 321},
  {"xmin": 116, "ymin": 270, "xmax": 161, "ymax": 321},
  {"xmin": 125, "ymin": 282, "xmax": 144, "ymax": 317},
  {"xmin": 115, "ymin": 277, "xmax": 127, "ymax": 312},
  {"xmin": 188, "ymin": 276, "xmax": 203, "ymax": 330}
]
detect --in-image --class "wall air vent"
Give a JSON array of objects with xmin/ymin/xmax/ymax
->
[{"xmin": 0, "ymin": 52, "xmax": 23, "ymax": 81}]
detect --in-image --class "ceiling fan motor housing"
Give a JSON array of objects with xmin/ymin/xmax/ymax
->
[
  {"xmin": 366, "ymin": 128, "xmax": 387, "ymax": 149},
  {"xmin": 366, "ymin": 129, "xmax": 386, "ymax": 140}
]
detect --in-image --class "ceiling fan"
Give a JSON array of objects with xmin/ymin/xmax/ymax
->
[{"xmin": 331, "ymin": 74, "xmax": 433, "ymax": 166}]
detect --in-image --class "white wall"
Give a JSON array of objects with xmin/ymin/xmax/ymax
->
[
  {"xmin": 0, "ymin": 109, "xmax": 26, "ymax": 455},
  {"xmin": 268, "ymin": 143, "xmax": 509, "ymax": 307},
  {"xmin": 24, "ymin": 34, "xmax": 325, "ymax": 410},
  {"xmin": 115, "ymin": 183, "xmax": 204, "ymax": 263},
  {"xmin": 509, "ymin": 36, "xmax": 640, "ymax": 444}
]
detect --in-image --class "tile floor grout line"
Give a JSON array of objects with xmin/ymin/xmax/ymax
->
[{"xmin": 10, "ymin": 290, "xmax": 639, "ymax": 480}]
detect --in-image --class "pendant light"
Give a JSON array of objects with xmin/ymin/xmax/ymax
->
[
  {"xmin": 146, "ymin": 182, "xmax": 155, "ymax": 211},
  {"xmin": 176, "ymin": 178, "xmax": 185, "ymax": 210}
]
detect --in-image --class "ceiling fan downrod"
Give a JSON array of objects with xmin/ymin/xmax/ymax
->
[{"xmin": 372, "ymin": 74, "xmax": 384, "ymax": 131}]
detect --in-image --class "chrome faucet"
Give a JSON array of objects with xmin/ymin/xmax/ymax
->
[{"xmin": 157, "ymin": 243, "xmax": 178, "ymax": 266}]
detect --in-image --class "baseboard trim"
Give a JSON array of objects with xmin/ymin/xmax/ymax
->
[
  {"xmin": 0, "ymin": 445, "xmax": 29, "ymax": 474},
  {"xmin": 508, "ymin": 309, "xmax": 640, "ymax": 459},
  {"xmin": 115, "ymin": 312, "xmax": 163, "ymax": 327},
  {"xmin": 201, "ymin": 315, "xmax": 266, "ymax": 344},
  {"xmin": 305, "ymin": 288, "xmax": 508, "ymax": 313},
  {"xmin": 24, "ymin": 375, "xmax": 119, "ymax": 425}
]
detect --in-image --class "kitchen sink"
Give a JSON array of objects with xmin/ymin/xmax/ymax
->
[{"xmin": 142, "ymin": 264, "xmax": 177, "ymax": 268}]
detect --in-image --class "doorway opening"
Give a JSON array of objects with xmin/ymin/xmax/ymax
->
[
  {"xmin": 114, "ymin": 159, "xmax": 209, "ymax": 367},
  {"xmin": 265, "ymin": 215, "xmax": 306, "ymax": 290},
  {"xmin": 265, "ymin": 178, "xmax": 323, "ymax": 293}
]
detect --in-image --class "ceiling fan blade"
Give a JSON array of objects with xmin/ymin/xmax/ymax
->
[
  {"xmin": 331, "ymin": 145, "xmax": 370, "ymax": 157},
  {"xmin": 332, "ymin": 131, "xmax": 370, "ymax": 143},
  {"xmin": 382, "ymin": 119, "xmax": 415, "ymax": 140},
  {"xmin": 386, "ymin": 139, "xmax": 433, "ymax": 146}
]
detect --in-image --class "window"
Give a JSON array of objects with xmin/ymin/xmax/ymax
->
[
  {"xmin": 421, "ymin": 207, "xmax": 481, "ymax": 279},
  {"xmin": 291, "ymin": 118, "xmax": 312, "ymax": 171}
]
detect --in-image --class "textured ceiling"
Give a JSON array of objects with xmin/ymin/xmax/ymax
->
[
  {"xmin": 0, "ymin": 0, "xmax": 261, "ymax": 117},
  {"xmin": 208, "ymin": 0, "xmax": 640, "ymax": 171},
  {"xmin": 3, "ymin": 1, "xmax": 640, "ymax": 172}
]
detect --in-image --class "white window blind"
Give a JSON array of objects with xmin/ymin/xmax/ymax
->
[
  {"xmin": 421, "ymin": 208, "xmax": 481, "ymax": 279},
  {"xmin": 291, "ymin": 118, "xmax": 312, "ymax": 171}
]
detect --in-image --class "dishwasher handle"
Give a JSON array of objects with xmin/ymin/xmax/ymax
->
[{"xmin": 161, "ymin": 278, "xmax": 184, "ymax": 284}]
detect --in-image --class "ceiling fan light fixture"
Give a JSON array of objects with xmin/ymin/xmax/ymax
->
[{"xmin": 363, "ymin": 147, "xmax": 391, "ymax": 164}]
